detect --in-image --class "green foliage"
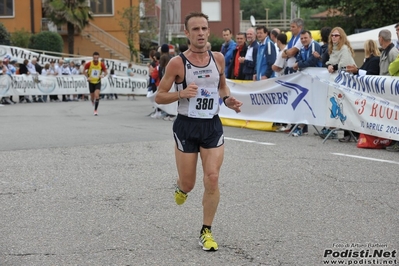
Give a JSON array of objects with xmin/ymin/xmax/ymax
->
[
  {"xmin": 29, "ymin": 31, "xmax": 64, "ymax": 55},
  {"xmin": 10, "ymin": 28, "xmax": 32, "ymax": 48},
  {"xmin": 0, "ymin": 23, "xmax": 11, "ymax": 45},
  {"xmin": 208, "ymin": 34, "xmax": 224, "ymax": 52},
  {"xmin": 292, "ymin": 0, "xmax": 399, "ymax": 33},
  {"xmin": 118, "ymin": 0, "xmax": 158, "ymax": 62},
  {"xmin": 43, "ymin": 0, "xmax": 93, "ymax": 54}
]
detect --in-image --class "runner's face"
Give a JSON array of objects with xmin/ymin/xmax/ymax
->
[
  {"xmin": 185, "ymin": 17, "xmax": 209, "ymax": 50},
  {"xmin": 93, "ymin": 55, "xmax": 99, "ymax": 62}
]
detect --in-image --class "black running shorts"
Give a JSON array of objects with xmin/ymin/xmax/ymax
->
[
  {"xmin": 173, "ymin": 114, "xmax": 224, "ymax": 153},
  {"xmin": 89, "ymin": 82, "xmax": 101, "ymax": 93}
]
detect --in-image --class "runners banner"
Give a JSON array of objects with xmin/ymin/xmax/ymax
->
[
  {"xmin": 0, "ymin": 74, "xmax": 149, "ymax": 96},
  {"xmin": 221, "ymin": 68, "xmax": 399, "ymax": 141},
  {"xmin": 0, "ymin": 45, "xmax": 148, "ymax": 77},
  {"xmin": 222, "ymin": 71, "xmax": 330, "ymax": 127}
]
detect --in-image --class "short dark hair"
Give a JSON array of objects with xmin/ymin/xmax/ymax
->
[
  {"xmin": 395, "ymin": 23, "xmax": 399, "ymax": 28},
  {"xmin": 256, "ymin": 25, "xmax": 268, "ymax": 34},
  {"xmin": 184, "ymin": 12, "xmax": 209, "ymax": 30},
  {"xmin": 320, "ymin": 27, "xmax": 331, "ymax": 43},
  {"xmin": 236, "ymin": 32, "xmax": 246, "ymax": 38},
  {"xmin": 277, "ymin": 33, "xmax": 287, "ymax": 45},
  {"xmin": 93, "ymin": 51, "xmax": 100, "ymax": 56},
  {"xmin": 223, "ymin": 28, "xmax": 232, "ymax": 34},
  {"xmin": 301, "ymin": 30, "xmax": 312, "ymax": 37}
]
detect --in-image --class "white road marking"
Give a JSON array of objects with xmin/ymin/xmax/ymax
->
[
  {"xmin": 332, "ymin": 153, "xmax": 399, "ymax": 165},
  {"xmin": 225, "ymin": 137, "xmax": 275, "ymax": 146}
]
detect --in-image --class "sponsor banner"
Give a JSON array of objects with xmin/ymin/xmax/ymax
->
[
  {"xmin": 0, "ymin": 45, "xmax": 148, "ymax": 77},
  {"xmin": 0, "ymin": 74, "xmax": 149, "ymax": 95},
  {"xmin": 221, "ymin": 68, "xmax": 399, "ymax": 140},
  {"xmin": 221, "ymin": 70, "xmax": 329, "ymax": 126},
  {"xmin": 317, "ymin": 70, "xmax": 399, "ymax": 140}
]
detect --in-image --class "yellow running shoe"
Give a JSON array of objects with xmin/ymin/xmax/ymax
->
[
  {"xmin": 199, "ymin": 228, "xmax": 218, "ymax": 251},
  {"xmin": 174, "ymin": 186, "xmax": 187, "ymax": 205}
]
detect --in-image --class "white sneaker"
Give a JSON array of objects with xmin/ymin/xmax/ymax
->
[{"xmin": 151, "ymin": 112, "xmax": 162, "ymax": 119}]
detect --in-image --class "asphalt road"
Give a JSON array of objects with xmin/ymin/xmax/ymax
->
[{"xmin": 0, "ymin": 96, "xmax": 398, "ymax": 266}]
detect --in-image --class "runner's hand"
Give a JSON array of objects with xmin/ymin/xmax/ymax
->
[
  {"xmin": 225, "ymin": 96, "xmax": 243, "ymax": 113},
  {"xmin": 182, "ymin": 82, "xmax": 198, "ymax": 98}
]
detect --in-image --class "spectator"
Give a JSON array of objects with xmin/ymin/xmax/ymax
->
[
  {"xmin": 242, "ymin": 27, "xmax": 258, "ymax": 80},
  {"xmin": 378, "ymin": 29, "xmax": 399, "ymax": 76},
  {"xmin": 40, "ymin": 63, "xmax": 51, "ymax": 102},
  {"xmin": 126, "ymin": 62, "xmax": 136, "ymax": 100},
  {"xmin": 60, "ymin": 60, "xmax": 72, "ymax": 102},
  {"xmin": 2, "ymin": 55, "xmax": 16, "ymax": 104},
  {"xmin": 326, "ymin": 27, "xmax": 356, "ymax": 73},
  {"xmin": 394, "ymin": 23, "xmax": 399, "ymax": 50},
  {"xmin": 0, "ymin": 59, "xmax": 10, "ymax": 105},
  {"xmin": 78, "ymin": 60, "xmax": 88, "ymax": 101},
  {"xmin": 254, "ymin": 25, "xmax": 276, "ymax": 80},
  {"xmin": 378, "ymin": 29, "xmax": 399, "ymax": 152},
  {"xmin": 30, "ymin": 57, "xmax": 44, "ymax": 102},
  {"xmin": 227, "ymin": 32, "xmax": 247, "ymax": 80},
  {"xmin": 291, "ymin": 30, "xmax": 323, "ymax": 137},
  {"xmin": 341, "ymin": 39, "xmax": 381, "ymax": 142},
  {"xmin": 18, "ymin": 59, "xmax": 32, "ymax": 103},
  {"xmin": 322, "ymin": 27, "xmax": 356, "ymax": 139},
  {"xmin": 313, "ymin": 27, "xmax": 331, "ymax": 67},
  {"xmin": 282, "ymin": 18, "xmax": 304, "ymax": 74},
  {"xmin": 48, "ymin": 60, "xmax": 60, "ymax": 102},
  {"xmin": 272, "ymin": 33, "xmax": 288, "ymax": 77},
  {"xmin": 221, "ymin": 28, "xmax": 236, "ymax": 77},
  {"xmin": 270, "ymin": 28, "xmax": 280, "ymax": 52}
]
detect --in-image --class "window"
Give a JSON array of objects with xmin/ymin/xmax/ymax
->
[
  {"xmin": 90, "ymin": 0, "xmax": 113, "ymax": 15},
  {"xmin": 0, "ymin": 0, "xmax": 14, "ymax": 17},
  {"xmin": 201, "ymin": 0, "xmax": 220, "ymax": 21}
]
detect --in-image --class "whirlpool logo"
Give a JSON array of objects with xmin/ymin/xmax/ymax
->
[{"xmin": 37, "ymin": 78, "xmax": 56, "ymax": 93}]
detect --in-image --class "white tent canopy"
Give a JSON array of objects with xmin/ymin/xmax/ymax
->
[{"xmin": 347, "ymin": 23, "xmax": 397, "ymax": 50}]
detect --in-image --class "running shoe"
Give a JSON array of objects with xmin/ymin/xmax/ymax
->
[
  {"xmin": 174, "ymin": 186, "xmax": 187, "ymax": 205},
  {"xmin": 94, "ymin": 110, "xmax": 98, "ymax": 116},
  {"xmin": 292, "ymin": 128, "xmax": 302, "ymax": 137},
  {"xmin": 199, "ymin": 228, "xmax": 218, "ymax": 251}
]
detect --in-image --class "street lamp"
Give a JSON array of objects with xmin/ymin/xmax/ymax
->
[{"xmin": 265, "ymin": 8, "xmax": 269, "ymax": 27}]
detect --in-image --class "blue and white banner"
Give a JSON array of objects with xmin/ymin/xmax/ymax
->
[{"xmin": 221, "ymin": 68, "xmax": 399, "ymax": 141}]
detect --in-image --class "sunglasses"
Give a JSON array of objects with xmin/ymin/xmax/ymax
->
[{"xmin": 331, "ymin": 34, "xmax": 341, "ymax": 37}]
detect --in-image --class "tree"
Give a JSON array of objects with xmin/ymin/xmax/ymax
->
[
  {"xmin": 118, "ymin": 0, "xmax": 158, "ymax": 62},
  {"xmin": 0, "ymin": 23, "xmax": 11, "ymax": 45},
  {"xmin": 43, "ymin": 0, "xmax": 93, "ymax": 55},
  {"xmin": 11, "ymin": 28, "xmax": 32, "ymax": 48},
  {"xmin": 292, "ymin": 0, "xmax": 399, "ymax": 33},
  {"xmin": 29, "ymin": 31, "xmax": 64, "ymax": 55}
]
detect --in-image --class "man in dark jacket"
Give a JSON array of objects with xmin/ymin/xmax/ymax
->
[
  {"xmin": 242, "ymin": 27, "xmax": 258, "ymax": 80},
  {"xmin": 227, "ymin": 32, "xmax": 247, "ymax": 80}
]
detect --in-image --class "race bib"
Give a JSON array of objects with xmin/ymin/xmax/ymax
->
[
  {"xmin": 90, "ymin": 69, "xmax": 100, "ymax": 78},
  {"xmin": 188, "ymin": 87, "xmax": 219, "ymax": 118}
]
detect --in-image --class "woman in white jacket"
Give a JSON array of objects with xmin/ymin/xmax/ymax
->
[{"xmin": 326, "ymin": 27, "xmax": 356, "ymax": 73}]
